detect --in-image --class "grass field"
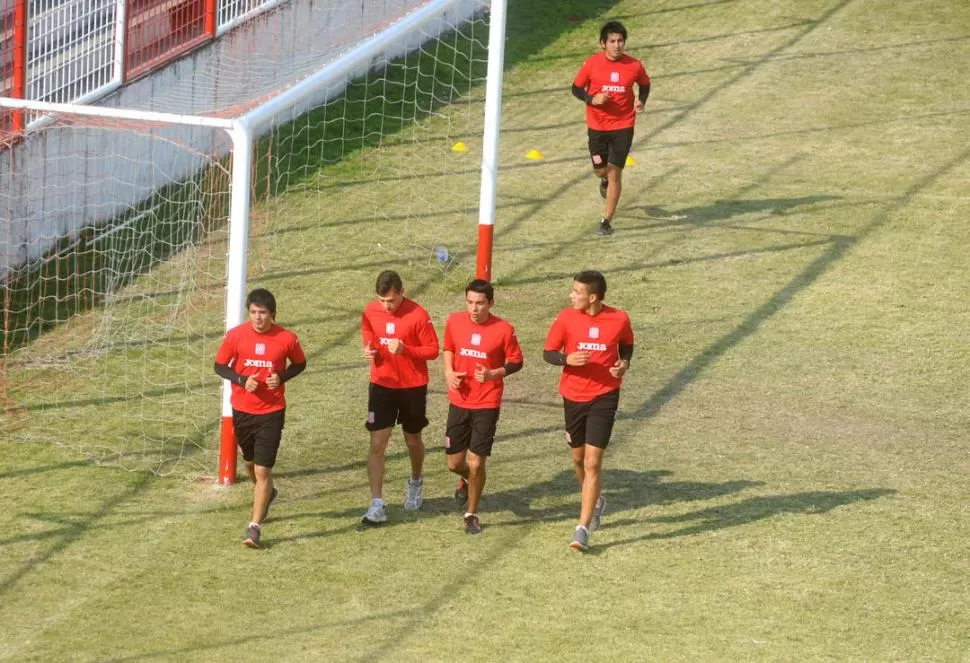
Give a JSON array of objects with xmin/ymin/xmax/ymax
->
[{"xmin": 3, "ymin": 0, "xmax": 970, "ymax": 660}]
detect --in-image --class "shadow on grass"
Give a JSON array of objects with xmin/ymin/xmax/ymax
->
[
  {"xmin": 0, "ymin": 459, "xmax": 91, "ymax": 479},
  {"xmin": 0, "ymin": 471, "xmax": 153, "ymax": 598},
  {"xmin": 481, "ymin": 468, "xmax": 763, "ymax": 526},
  {"xmin": 594, "ymin": 488, "xmax": 897, "ymax": 552}
]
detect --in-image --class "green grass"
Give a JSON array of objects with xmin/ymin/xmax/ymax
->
[{"xmin": 4, "ymin": 0, "xmax": 970, "ymax": 659}]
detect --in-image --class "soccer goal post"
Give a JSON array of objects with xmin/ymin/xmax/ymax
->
[{"xmin": 0, "ymin": 0, "xmax": 503, "ymax": 480}]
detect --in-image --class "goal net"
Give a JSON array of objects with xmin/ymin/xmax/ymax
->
[{"xmin": 0, "ymin": 0, "xmax": 492, "ymax": 476}]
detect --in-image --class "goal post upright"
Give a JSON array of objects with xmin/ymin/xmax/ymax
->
[
  {"xmin": 218, "ymin": 120, "xmax": 255, "ymax": 485},
  {"xmin": 476, "ymin": 0, "xmax": 507, "ymax": 282}
]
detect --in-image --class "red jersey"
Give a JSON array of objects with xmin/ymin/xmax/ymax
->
[
  {"xmin": 544, "ymin": 305, "xmax": 634, "ymax": 402},
  {"xmin": 573, "ymin": 52, "xmax": 650, "ymax": 131},
  {"xmin": 444, "ymin": 312, "xmax": 523, "ymax": 410},
  {"xmin": 361, "ymin": 297, "xmax": 439, "ymax": 389},
  {"xmin": 215, "ymin": 322, "xmax": 306, "ymax": 414}
]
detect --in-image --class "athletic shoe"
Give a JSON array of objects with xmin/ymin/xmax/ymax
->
[
  {"xmin": 265, "ymin": 486, "xmax": 280, "ymax": 519},
  {"xmin": 361, "ymin": 502, "xmax": 388, "ymax": 526},
  {"xmin": 570, "ymin": 525, "xmax": 589, "ymax": 552},
  {"xmin": 599, "ymin": 176, "xmax": 608, "ymax": 199},
  {"xmin": 405, "ymin": 478, "xmax": 424, "ymax": 511},
  {"xmin": 243, "ymin": 523, "xmax": 261, "ymax": 548},
  {"xmin": 596, "ymin": 219, "xmax": 614, "ymax": 236},
  {"xmin": 590, "ymin": 495, "xmax": 606, "ymax": 532},
  {"xmin": 454, "ymin": 478, "xmax": 469, "ymax": 508},
  {"xmin": 464, "ymin": 513, "xmax": 482, "ymax": 535}
]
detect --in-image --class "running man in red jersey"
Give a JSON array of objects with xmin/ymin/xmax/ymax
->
[
  {"xmin": 214, "ymin": 288, "xmax": 307, "ymax": 548},
  {"xmin": 442, "ymin": 279, "xmax": 523, "ymax": 535},
  {"xmin": 572, "ymin": 20, "xmax": 651, "ymax": 236},
  {"xmin": 360, "ymin": 270, "xmax": 440, "ymax": 525},
  {"xmin": 543, "ymin": 271, "xmax": 634, "ymax": 552}
]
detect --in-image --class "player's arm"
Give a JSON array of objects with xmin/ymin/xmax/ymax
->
[
  {"xmin": 498, "ymin": 328, "xmax": 524, "ymax": 378},
  {"xmin": 214, "ymin": 361, "xmax": 248, "ymax": 387},
  {"xmin": 213, "ymin": 333, "xmax": 248, "ymax": 386},
  {"xmin": 402, "ymin": 316, "xmax": 440, "ymax": 360},
  {"xmin": 278, "ymin": 360, "xmax": 306, "ymax": 384},
  {"xmin": 443, "ymin": 349, "xmax": 466, "ymax": 389},
  {"xmin": 572, "ymin": 84, "xmax": 593, "ymax": 104}
]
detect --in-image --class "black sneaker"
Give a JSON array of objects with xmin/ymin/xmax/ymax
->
[
  {"xmin": 599, "ymin": 176, "xmax": 608, "ymax": 199},
  {"xmin": 596, "ymin": 219, "xmax": 614, "ymax": 236},
  {"xmin": 454, "ymin": 478, "xmax": 469, "ymax": 508},
  {"xmin": 464, "ymin": 514, "xmax": 482, "ymax": 535},
  {"xmin": 243, "ymin": 523, "xmax": 261, "ymax": 548}
]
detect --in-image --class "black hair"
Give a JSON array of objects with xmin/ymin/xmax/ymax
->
[
  {"xmin": 574, "ymin": 270, "xmax": 607, "ymax": 300},
  {"xmin": 599, "ymin": 20, "xmax": 628, "ymax": 44},
  {"xmin": 375, "ymin": 270, "xmax": 404, "ymax": 296},
  {"xmin": 465, "ymin": 278, "xmax": 494, "ymax": 302},
  {"xmin": 246, "ymin": 288, "xmax": 277, "ymax": 317}
]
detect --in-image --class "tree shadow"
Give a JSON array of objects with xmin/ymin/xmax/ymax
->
[
  {"xmin": 643, "ymin": 195, "xmax": 841, "ymax": 225},
  {"xmin": 479, "ymin": 468, "xmax": 763, "ymax": 527},
  {"xmin": 0, "ymin": 471, "xmax": 154, "ymax": 598},
  {"xmin": 595, "ymin": 488, "xmax": 897, "ymax": 552}
]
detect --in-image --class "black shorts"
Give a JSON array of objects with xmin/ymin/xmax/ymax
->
[
  {"xmin": 563, "ymin": 389, "xmax": 620, "ymax": 449},
  {"xmin": 366, "ymin": 383, "xmax": 429, "ymax": 434},
  {"xmin": 444, "ymin": 405, "xmax": 500, "ymax": 457},
  {"xmin": 588, "ymin": 127, "xmax": 635, "ymax": 170},
  {"xmin": 233, "ymin": 408, "xmax": 285, "ymax": 468}
]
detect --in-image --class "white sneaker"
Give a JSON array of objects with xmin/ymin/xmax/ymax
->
[
  {"xmin": 361, "ymin": 502, "xmax": 387, "ymax": 525},
  {"xmin": 404, "ymin": 478, "xmax": 424, "ymax": 511}
]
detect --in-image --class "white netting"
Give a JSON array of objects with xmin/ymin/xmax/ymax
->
[{"xmin": 0, "ymin": 0, "xmax": 490, "ymax": 475}]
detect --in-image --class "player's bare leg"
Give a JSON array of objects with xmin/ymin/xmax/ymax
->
[
  {"xmin": 402, "ymin": 431, "xmax": 425, "ymax": 481},
  {"xmin": 604, "ymin": 164, "xmax": 622, "ymax": 222},
  {"xmin": 466, "ymin": 451, "xmax": 487, "ymax": 515},
  {"xmin": 447, "ymin": 449, "xmax": 470, "ymax": 480},
  {"xmin": 578, "ymin": 445, "xmax": 604, "ymax": 529},
  {"xmin": 251, "ymin": 464, "xmax": 273, "ymax": 524},
  {"xmin": 367, "ymin": 427, "xmax": 393, "ymax": 500},
  {"xmin": 245, "ymin": 459, "xmax": 257, "ymax": 484}
]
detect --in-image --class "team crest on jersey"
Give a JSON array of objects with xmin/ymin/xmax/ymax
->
[
  {"xmin": 471, "ymin": 333, "xmax": 482, "ymax": 346},
  {"xmin": 385, "ymin": 322, "xmax": 396, "ymax": 334},
  {"xmin": 610, "ymin": 71, "xmax": 620, "ymax": 83},
  {"xmin": 589, "ymin": 327, "xmax": 600, "ymax": 339},
  {"xmin": 255, "ymin": 343, "xmax": 266, "ymax": 355}
]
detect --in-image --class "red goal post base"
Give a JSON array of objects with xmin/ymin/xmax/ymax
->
[{"xmin": 219, "ymin": 416, "xmax": 238, "ymax": 484}]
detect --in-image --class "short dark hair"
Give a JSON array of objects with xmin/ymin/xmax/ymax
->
[
  {"xmin": 375, "ymin": 270, "xmax": 403, "ymax": 296},
  {"xmin": 574, "ymin": 270, "xmax": 607, "ymax": 301},
  {"xmin": 599, "ymin": 20, "xmax": 627, "ymax": 44},
  {"xmin": 465, "ymin": 279, "xmax": 494, "ymax": 302},
  {"xmin": 246, "ymin": 288, "xmax": 277, "ymax": 317}
]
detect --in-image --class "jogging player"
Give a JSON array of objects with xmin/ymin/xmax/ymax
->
[
  {"xmin": 214, "ymin": 288, "xmax": 307, "ymax": 548},
  {"xmin": 443, "ymin": 279, "xmax": 523, "ymax": 535},
  {"xmin": 572, "ymin": 20, "xmax": 651, "ymax": 236},
  {"xmin": 360, "ymin": 270, "xmax": 440, "ymax": 525},
  {"xmin": 543, "ymin": 270, "xmax": 634, "ymax": 552}
]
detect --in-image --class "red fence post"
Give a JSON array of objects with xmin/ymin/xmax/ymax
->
[{"xmin": 11, "ymin": 0, "xmax": 25, "ymax": 132}]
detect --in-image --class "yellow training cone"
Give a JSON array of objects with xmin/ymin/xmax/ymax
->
[
  {"xmin": 451, "ymin": 141, "xmax": 469, "ymax": 152},
  {"xmin": 525, "ymin": 149, "xmax": 545, "ymax": 160},
  {"xmin": 625, "ymin": 155, "xmax": 637, "ymax": 166}
]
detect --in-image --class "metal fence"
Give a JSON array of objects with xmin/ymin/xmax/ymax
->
[{"xmin": 0, "ymin": 0, "xmax": 283, "ymax": 137}]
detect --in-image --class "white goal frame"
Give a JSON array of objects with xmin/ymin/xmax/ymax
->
[{"xmin": 0, "ymin": 0, "xmax": 507, "ymax": 482}]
